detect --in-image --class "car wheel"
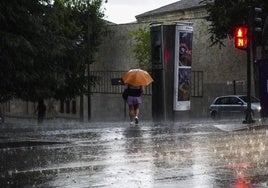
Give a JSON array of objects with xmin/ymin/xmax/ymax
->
[
  {"xmin": 211, "ymin": 111, "xmax": 218, "ymax": 119},
  {"xmin": 244, "ymin": 110, "xmax": 254, "ymax": 119}
]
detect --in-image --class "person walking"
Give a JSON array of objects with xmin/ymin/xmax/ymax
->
[
  {"xmin": 124, "ymin": 84, "xmax": 144, "ymax": 126},
  {"xmin": 36, "ymin": 99, "xmax": 46, "ymax": 124},
  {"xmin": 122, "ymin": 68, "xmax": 153, "ymax": 126}
]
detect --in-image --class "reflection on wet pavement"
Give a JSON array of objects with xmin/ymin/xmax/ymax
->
[{"xmin": 0, "ymin": 120, "xmax": 267, "ymax": 187}]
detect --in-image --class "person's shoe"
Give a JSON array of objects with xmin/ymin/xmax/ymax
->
[
  {"xmin": 134, "ymin": 116, "xmax": 139, "ymax": 125},
  {"xmin": 130, "ymin": 121, "xmax": 134, "ymax": 126}
]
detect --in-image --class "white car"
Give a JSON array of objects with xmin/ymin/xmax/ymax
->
[{"xmin": 209, "ymin": 95, "xmax": 261, "ymax": 119}]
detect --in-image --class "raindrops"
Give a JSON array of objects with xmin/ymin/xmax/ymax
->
[
  {"xmin": 0, "ymin": 121, "xmax": 268, "ymax": 187},
  {"xmin": 8, "ymin": 170, "xmax": 12, "ymax": 176}
]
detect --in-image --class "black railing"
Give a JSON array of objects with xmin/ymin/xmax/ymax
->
[
  {"xmin": 90, "ymin": 71, "xmax": 152, "ymax": 95},
  {"xmin": 90, "ymin": 70, "xmax": 203, "ymax": 97}
]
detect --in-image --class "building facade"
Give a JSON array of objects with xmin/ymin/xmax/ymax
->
[
  {"xmin": 3, "ymin": 0, "xmax": 250, "ymax": 122},
  {"xmin": 91, "ymin": 0, "xmax": 248, "ymax": 120}
]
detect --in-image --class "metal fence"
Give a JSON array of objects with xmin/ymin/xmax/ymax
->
[
  {"xmin": 90, "ymin": 71, "xmax": 151, "ymax": 95},
  {"xmin": 90, "ymin": 70, "xmax": 203, "ymax": 97}
]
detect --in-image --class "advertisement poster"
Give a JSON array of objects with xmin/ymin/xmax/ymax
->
[{"xmin": 174, "ymin": 25, "xmax": 193, "ymax": 111}]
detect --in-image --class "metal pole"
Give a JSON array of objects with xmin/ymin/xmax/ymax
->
[
  {"xmin": 161, "ymin": 26, "xmax": 167, "ymax": 121},
  {"xmin": 87, "ymin": 63, "xmax": 91, "ymax": 121},
  {"xmin": 243, "ymin": 47, "xmax": 254, "ymax": 123},
  {"xmin": 243, "ymin": 7, "xmax": 255, "ymax": 124},
  {"xmin": 87, "ymin": 0, "xmax": 91, "ymax": 121},
  {"xmin": 233, "ymin": 80, "xmax": 236, "ymax": 95}
]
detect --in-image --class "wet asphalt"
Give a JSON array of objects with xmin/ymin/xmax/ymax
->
[{"xmin": 0, "ymin": 119, "xmax": 268, "ymax": 188}]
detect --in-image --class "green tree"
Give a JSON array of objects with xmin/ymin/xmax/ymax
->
[
  {"xmin": 130, "ymin": 26, "xmax": 151, "ymax": 72},
  {"xmin": 0, "ymin": 0, "xmax": 106, "ymax": 102},
  {"xmin": 201, "ymin": 0, "xmax": 268, "ymax": 47}
]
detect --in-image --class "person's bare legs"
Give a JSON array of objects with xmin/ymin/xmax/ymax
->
[
  {"xmin": 128, "ymin": 105, "xmax": 135, "ymax": 123},
  {"xmin": 133, "ymin": 104, "xmax": 139, "ymax": 117},
  {"xmin": 134, "ymin": 104, "xmax": 139, "ymax": 124}
]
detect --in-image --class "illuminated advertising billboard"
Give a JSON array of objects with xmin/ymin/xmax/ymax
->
[{"xmin": 174, "ymin": 25, "xmax": 193, "ymax": 111}]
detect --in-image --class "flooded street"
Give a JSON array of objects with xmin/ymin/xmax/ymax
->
[{"xmin": 0, "ymin": 120, "xmax": 268, "ymax": 188}]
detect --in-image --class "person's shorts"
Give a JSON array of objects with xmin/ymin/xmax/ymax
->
[{"xmin": 127, "ymin": 96, "xmax": 142, "ymax": 105}]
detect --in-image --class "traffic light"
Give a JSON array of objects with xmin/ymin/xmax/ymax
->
[
  {"xmin": 252, "ymin": 7, "xmax": 263, "ymax": 33},
  {"xmin": 248, "ymin": 7, "xmax": 263, "ymax": 45},
  {"xmin": 234, "ymin": 26, "xmax": 248, "ymax": 50}
]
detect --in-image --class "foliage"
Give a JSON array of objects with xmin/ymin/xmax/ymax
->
[
  {"xmin": 0, "ymin": 0, "xmax": 106, "ymax": 102},
  {"xmin": 201, "ymin": 0, "xmax": 268, "ymax": 47},
  {"xmin": 130, "ymin": 27, "xmax": 152, "ymax": 72}
]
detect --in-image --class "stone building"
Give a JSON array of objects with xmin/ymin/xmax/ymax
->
[
  {"xmin": 91, "ymin": 0, "xmax": 248, "ymax": 120},
  {"xmin": 4, "ymin": 0, "xmax": 249, "ymax": 122}
]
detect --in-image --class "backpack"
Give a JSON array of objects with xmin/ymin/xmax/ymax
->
[{"xmin": 122, "ymin": 87, "xmax": 129, "ymax": 100}]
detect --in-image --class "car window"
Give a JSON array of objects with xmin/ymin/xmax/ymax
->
[
  {"xmin": 239, "ymin": 96, "xmax": 260, "ymax": 103},
  {"xmin": 214, "ymin": 98, "xmax": 222, "ymax": 104},
  {"xmin": 229, "ymin": 97, "xmax": 241, "ymax": 104},
  {"xmin": 215, "ymin": 97, "xmax": 229, "ymax": 104},
  {"xmin": 215, "ymin": 98, "xmax": 222, "ymax": 104}
]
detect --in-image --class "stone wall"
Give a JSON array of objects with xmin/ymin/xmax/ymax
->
[
  {"xmin": 92, "ymin": 23, "xmax": 148, "ymax": 71},
  {"xmin": 190, "ymin": 18, "xmax": 247, "ymax": 117},
  {"xmin": 92, "ymin": 16, "xmax": 247, "ymax": 120}
]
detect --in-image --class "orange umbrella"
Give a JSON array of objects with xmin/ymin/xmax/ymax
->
[{"xmin": 122, "ymin": 69, "xmax": 153, "ymax": 86}]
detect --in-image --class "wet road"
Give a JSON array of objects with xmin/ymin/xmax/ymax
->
[{"xmin": 0, "ymin": 120, "xmax": 268, "ymax": 188}]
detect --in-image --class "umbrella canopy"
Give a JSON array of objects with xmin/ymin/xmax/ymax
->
[{"xmin": 122, "ymin": 69, "xmax": 153, "ymax": 87}]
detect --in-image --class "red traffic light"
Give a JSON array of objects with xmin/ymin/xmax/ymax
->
[{"xmin": 234, "ymin": 27, "xmax": 248, "ymax": 49}]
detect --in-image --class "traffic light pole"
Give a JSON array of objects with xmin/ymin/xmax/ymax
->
[
  {"xmin": 243, "ymin": 46, "xmax": 254, "ymax": 124},
  {"xmin": 243, "ymin": 7, "xmax": 255, "ymax": 124}
]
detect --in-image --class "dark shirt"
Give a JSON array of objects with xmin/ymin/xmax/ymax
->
[{"xmin": 125, "ymin": 85, "xmax": 143, "ymax": 97}]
